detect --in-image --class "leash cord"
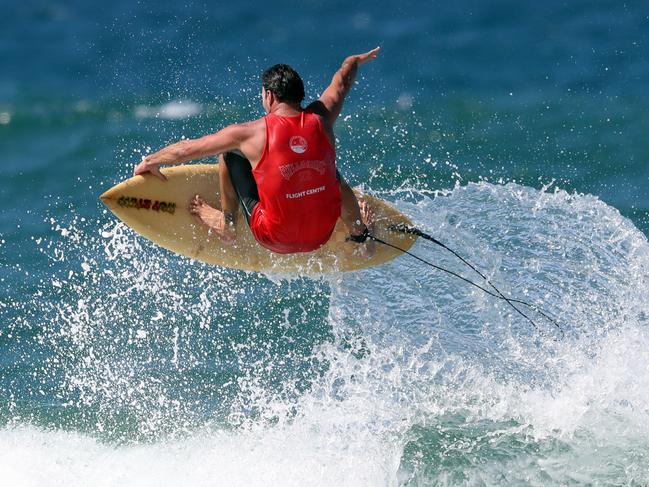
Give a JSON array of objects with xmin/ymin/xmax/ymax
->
[{"xmin": 365, "ymin": 224, "xmax": 565, "ymax": 340}]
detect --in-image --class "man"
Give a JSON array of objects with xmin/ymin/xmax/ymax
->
[{"xmin": 133, "ymin": 47, "xmax": 380, "ymax": 256}]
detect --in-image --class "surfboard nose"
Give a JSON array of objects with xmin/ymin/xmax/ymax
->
[
  {"xmin": 99, "ymin": 186, "xmax": 121, "ymax": 212},
  {"xmin": 99, "ymin": 186, "xmax": 117, "ymax": 204}
]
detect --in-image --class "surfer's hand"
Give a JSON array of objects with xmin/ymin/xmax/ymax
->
[
  {"xmin": 353, "ymin": 47, "xmax": 380, "ymax": 65},
  {"xmin": 133, "ymin": 158, "xmax": 167, "ymax": 181}
]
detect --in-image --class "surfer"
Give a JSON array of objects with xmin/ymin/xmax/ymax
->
[{"xmin": 133, "ymin": 47, "xmax": 380, "ymax": 256}]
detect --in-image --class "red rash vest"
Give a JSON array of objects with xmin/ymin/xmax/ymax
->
[{"xmin": 250, "ymin": 110, "xmax": 342, "ymax": 254}]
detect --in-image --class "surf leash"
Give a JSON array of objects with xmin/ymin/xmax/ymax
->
[{"xmin": 348, "ymin": 225, "xmax": 565, "ymax": 340}]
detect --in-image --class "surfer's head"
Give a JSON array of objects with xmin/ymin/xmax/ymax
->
[{"xmin": 261, "ymin": 64, "xmax": 305, "ymax": 112}]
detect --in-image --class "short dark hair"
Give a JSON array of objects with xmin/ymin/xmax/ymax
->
[{"xmin": 262, "ymin": 64, "xmax": 305, "ymax": 105}]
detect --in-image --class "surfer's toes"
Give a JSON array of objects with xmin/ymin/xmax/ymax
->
[
  {"xmin": 358, "ymin": 200, "xmax": 376, "ymax": 258},
  {"xmin": 188, "ymin": 195, "xmax": 199, "ymax": 215},
  {"xmin": 360, "ymin": 200, "xmax": 375, "ymax": 226},
  {"xmin": 189, "ymin": 194, "xmax": 205, "ymax": 214}
]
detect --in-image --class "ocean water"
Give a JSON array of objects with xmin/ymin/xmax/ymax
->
[{"xmin": 2, "ymin": 1, "xmax": 649, "ymax": 485}]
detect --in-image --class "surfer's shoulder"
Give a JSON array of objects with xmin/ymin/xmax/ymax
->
[
  {"xmin": 222, "ymin": 118, "xmax": 265, "ymax": 142},
  {"xmin": 239, "ymin": 117, "xmax": 266, "ymax": 128},
  {"xmin": 305, "ymin": 101, "xmax": 328, "ymax": 118},
  {"xmin": 303, "ymin": 103, "xmax": 332, "ymax": 133},
  {"xmin": 236, "ymin": 118, "xmax": 266, "ymax": 132}
]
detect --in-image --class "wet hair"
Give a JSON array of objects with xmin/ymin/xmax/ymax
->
[{"xmin": 262, "ymin": 64, "xmax": 305, "ymax": 105}]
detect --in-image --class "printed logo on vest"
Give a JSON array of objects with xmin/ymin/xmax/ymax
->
[
  {"xmin": 278, "ymin": 159, "xmax": 326, "ymax": 180},
  {"xmin": 289, "ymin": 135, "xmax": 308, "ymax": 154}
]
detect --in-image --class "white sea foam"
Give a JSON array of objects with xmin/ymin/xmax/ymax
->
[
  {"xmin": 5, "ymin": 182, "xmax": 649, "ymax": 486},
  {"xmin": 0, "ymin": 424, "xmax": 398, "ymax": 487},
  {"xmin": 134, "ymin": 100, "xmax": 202, "ymax": 120}
]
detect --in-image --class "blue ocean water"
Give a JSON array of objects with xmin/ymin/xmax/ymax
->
[{"xmin": 1, "ymin": 1, "xmax": 649, "ymax": 485}]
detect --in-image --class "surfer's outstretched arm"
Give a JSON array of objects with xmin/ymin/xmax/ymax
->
[
  {"xmin": 133, "ymin": 123, "xmax": 253, "ymax": 180},
  {"xmin": 311, "ymin": 47, "xmax": 380, "ymax": 126}
]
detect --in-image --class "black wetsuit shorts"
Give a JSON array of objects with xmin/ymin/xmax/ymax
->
[{"xmin": 223, "ymin": 152, "xmax": 260, "ymax": 225}]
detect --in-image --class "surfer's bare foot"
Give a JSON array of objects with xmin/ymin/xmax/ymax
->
[
  {"xmin": 189, "ymin": 195, "xmax": 236, "ymax": 244},
  {"xmin": 358, "ymin": 200, "xmax": 376, "ymax": 258}
]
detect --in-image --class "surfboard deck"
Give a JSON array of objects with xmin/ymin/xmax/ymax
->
[{"xmin": 99, "ymin": 164, "xmax": 417, "ymax": 273}]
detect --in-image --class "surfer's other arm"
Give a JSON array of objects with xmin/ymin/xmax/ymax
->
[
  {"xmin": 313, "ymin": 47, "xmax": 380, "ymax": 125},
  {"xmin": 133, "ymin": 124, "xmax": 253, "ymax": 180}
]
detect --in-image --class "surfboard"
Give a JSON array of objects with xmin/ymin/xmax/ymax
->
[{"xmin": 99, "ymin": 164, "xmax": 417, "ymax": 273}]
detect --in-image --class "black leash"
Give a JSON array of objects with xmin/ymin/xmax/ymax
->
[{"xmin": 348, "ymin": 225, "xmax": 565, "ymax": 340}]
